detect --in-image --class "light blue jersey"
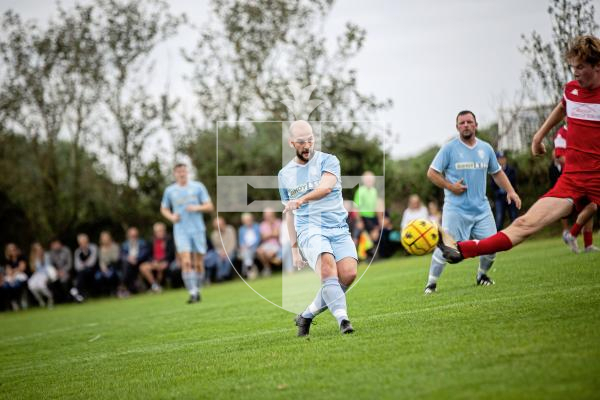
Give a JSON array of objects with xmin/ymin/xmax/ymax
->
[
  {"xmin": 161, "ymin": 181, "xmax": 211, "ymax": 234},
  {"xmin": 430, "ymin": 138, "xmax": 501, "ymax": 216},
  {"xmin": 278, "ymin": 151, "xmax": 348, "ymax": 233}
]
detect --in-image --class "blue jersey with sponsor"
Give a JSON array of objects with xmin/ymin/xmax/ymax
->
[
  {"xmin": 278, "ymin": 151, "xmax": 348, "ymax": 233},
  {"xmin": 430, "ymin": 138, "xmax": 501, "ymax": 216},
  {"xmin": 161, "ymin": 181, "xmax": 211, "ymax": 234}
]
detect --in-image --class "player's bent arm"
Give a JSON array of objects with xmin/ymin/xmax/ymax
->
[
  {"xmin": 197, "ymin": 201, "xmax": 214, "ymax": 213},
  {"xmin": 285, "ymin": 210, "xmax": 306, "ymax": 269},
  {"xmin": 298, "ymin": 172, "xmax": 338, "ymax": 204},
  {"xmin": 186, "ymin": 202, "xmax": 214, "ymax": 213},
  {"xmin": 426, "ymin": 168, "xmax": 450, "ymax": 190},
  {"xmin": 531, "ymin": 102, "xmax": 566, "ymax": 155},
  {"xmin": 285, "ymin": 210, "xmax": 298, "ymax": 249},
  {"xmin": 160, "ymin": 206, "xmax": 177, "ymax": 222}
]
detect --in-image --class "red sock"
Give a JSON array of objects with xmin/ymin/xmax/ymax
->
[
  {"xmin": 584, "ymin": 231, "xmax": 593, "ymax": 248},
  {"xmin": 570, "ymin": 223, "xmax": 583, "ymax": 237},
  {"xmin": 457, "ymin": 232, "xmax": 513, "ymax": 259}
]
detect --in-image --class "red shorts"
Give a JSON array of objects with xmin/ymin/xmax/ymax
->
[{"xmin": 543, "ymin": 172, "xmax": 600, "ymax": 211}]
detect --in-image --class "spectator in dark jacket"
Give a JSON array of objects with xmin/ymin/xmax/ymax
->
[
  {"xmin": 48, "ymin": 239, "xmax": 73, "ymax": 302},
  {"xmin": 491, "ymin": 151, "xmax": 518, "ymax": 230},
  {"xmin": 120, "ymin": 226, "xmax": 149, "ymax": 294},
  {"xmin": 139, "ymin": 222, "xmax": 174, "ymax": 293},
  {"xmin": 2, "ymin": 243, "xmax": 28, "ymax": 311}
]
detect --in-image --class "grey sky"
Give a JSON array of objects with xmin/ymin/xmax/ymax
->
[{"xmin": 2, "ymin": 0, "xmax": 592, "ymax": 159}]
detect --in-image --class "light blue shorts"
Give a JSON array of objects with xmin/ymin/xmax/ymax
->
[
  {"xmin": 297, "ymin": 226, "xmax": 358, "ymax": 270},
  {"xmin": 174, "ymin": 230, "xmax": 207, "ymax": 254},
  {"xmin": 442, "ymin": 208, "xmax": 497, "ymax": 242}
]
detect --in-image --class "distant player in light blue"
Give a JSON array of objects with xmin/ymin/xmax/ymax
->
[
  {"xmin": 279, "ymin": 120, "xmax": 357, "ymax": 336},
  {"xmin": 425, "ymin": 110, "xmax": 521, "ymax": 294},
  {"xmin": 161, "ymin": 163, "xmax": 214, "ymax": 303}
]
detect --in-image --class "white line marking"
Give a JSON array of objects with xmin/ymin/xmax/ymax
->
[{"xmin": 88, "ymin": 335, "xmax": 101, "ymax": 342}]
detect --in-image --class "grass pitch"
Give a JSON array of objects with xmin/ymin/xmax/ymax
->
[{"xmin": 1, "ymin": 237, "xmax": 599, "ymax": 399}]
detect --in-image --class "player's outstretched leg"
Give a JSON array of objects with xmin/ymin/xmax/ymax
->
[
  {"xmin": 425, "ymin": 248, "xmax": 447, "ymax": 294},
  {"xmin": 444, "ymin": 198, "xmax": 572, "ymax": 262},
  {"xmin": 436, "ymin": 226, "xmax": 463, "ymax": 264}
]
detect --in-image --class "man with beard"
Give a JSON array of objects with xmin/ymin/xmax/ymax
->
[
  {"xmin": 438, "ymin": 36, "xmax": 600, "ymax": 265},
  {"xmin": 424, "ymin": 110, "xmax": 521, "ymax": 294},
  {"xmin": 278, "ymin": 120, "xmax": 357, "ymax": 336}
]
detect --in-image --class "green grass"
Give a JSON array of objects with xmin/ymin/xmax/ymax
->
[{"xmin": 1, "ymin": 237, "xmax": 599, "ymax": 400}]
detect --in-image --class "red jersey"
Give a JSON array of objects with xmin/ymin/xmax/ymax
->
[
  {"xmin": 553, "ymin": 125, "xmax": 568, "ymax": 158},
  {"xmin": 561, "ymin": 80, "xmax": 600, "ymax": 173},
  {"xmin": 153, "ymin": 238, "xmax": 166, "ymax": 261}
]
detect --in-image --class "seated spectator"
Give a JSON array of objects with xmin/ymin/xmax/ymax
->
[
  {"xmin": 72, "ymin": 233, "xmax": 98, "ymax": 302},
  {"xmin": 97, "ymin": 231, "xmax": 120, "ymax": 296},
  {"xmin": 2, "ymin": 243, "xmax": 29, "ymax": 311},
  {"xmin": 0, "ymin": 269, "xmax": 5, "ymax": 311},
  {"xmin": 377, "ymin": 215, "xmax": 402, "ymax": 259},
  {"xmin": 428, "ymin": 200, "xmax": 442, "ymax": 226},
  {"xmin": 140, "ymin": 222, "xmax": 175, "ymax": 292},
  {"xmin": 205, "ymin": 216, "xmax": 237, "ymax": 282},
  {"xmin": 280, "ymin": 219, "xmax": 293, "ymax": 274},
  {"xmin": 168, "ymin": 256, "xmax": 183, "ymax": 288},
  {"xmin": 27, "ymin": 242, "xmax": 57, "ymax": 308},
  {"xmin": 238, "ymin": 212, "xmax": 261, "ymax": 279},
  {"xmin": 401, "ymin": 194, "xmax": 429, "ymax": 230},
  {"xmin": 48, "ymin": 239, "xmax": 73, "ymax": 302},
  {"xmin": 120, "ymin": 226, "xmax": 149, "ymax": 294},
  {"xmin": 256, "ymin": 207, "xmax": 282, "ymax": 277}
]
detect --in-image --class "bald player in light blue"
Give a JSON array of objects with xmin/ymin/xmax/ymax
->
[
  {"xmin": 279, "ymin": 120, "xmax": 357, "ymax": 336},
  {"xmin": 425, "ymin": 110, "xmax": 521, "ymax": 294}
]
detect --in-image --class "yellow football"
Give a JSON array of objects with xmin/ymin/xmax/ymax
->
[{"xmin": 401, "ymin": 219, "xmax": 439, "ymax": 256}]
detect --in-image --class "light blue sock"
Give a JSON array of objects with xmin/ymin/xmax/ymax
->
[
  {"xmin": 427, "ymin": 248, "xmax": 447, "ymax": 285},
  {"xmin": 181, "ymin": 270, "xmax": 191, "ymax": 293},
  {"xmin": 477, "ymin": 254, "xmax": 495, "ymax": 278},
  {"xmin": 321, "ymin": 277, "xmax": 349, "ymax": 326},
  {"xmin": 301, "ymin": 283, "xmax": 349, "ymax": 319},
  {"xmin": 182, "ymin": 271, "xmax": 198, "ymax": 296}
]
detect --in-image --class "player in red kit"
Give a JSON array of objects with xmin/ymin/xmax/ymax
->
[
  {"xmin": 438, "ymin": 35, "xmax": 600, "ymax": 263},
  {"xmin": 555, "ymin": 124, "xmax": 599, "ymax": 252}
]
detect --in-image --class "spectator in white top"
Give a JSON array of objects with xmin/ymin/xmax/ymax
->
[
  {"xmin": 28, "ymin": 242, "xmax": 56, "ymax": 308},
  {"xmin": 401, "ymin": 194, "xmax": 429, "ymax": 230}
]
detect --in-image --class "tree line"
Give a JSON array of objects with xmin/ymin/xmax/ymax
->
[{"xmin": 0, "ymin": 0, "xmax": 595, "ymax": 250}]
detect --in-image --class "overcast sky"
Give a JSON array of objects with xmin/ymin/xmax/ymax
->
[{"xmin": 2, "ymin": 0, "xmax": 595, "ymax": 159}]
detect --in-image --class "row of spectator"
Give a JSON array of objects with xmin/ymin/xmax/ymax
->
[
  {"xmin": 0, "ymin": 209, "xmax": 293, "ymax": 311},
  {"xmin": 2, "ymin": 188, "xmax": 444, "ymax": 312}
]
